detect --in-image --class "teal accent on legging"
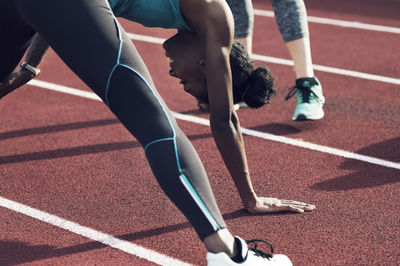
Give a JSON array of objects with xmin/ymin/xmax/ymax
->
[
  {"xmin": 117, "ymin": 63, "xmax": 221, "ymax": 231},
  {"xmin": 105, "ymin": 62, "xmax": 119, "ymax": 106},
  {"xmin": 144, "ymin": 137, "xmax": 175, "ymax": 152},
  {"xmin": 105, "ymin": 2, "xmax": 123, "ymax": 107},
  {"xmin": 103, "ymin": 6, "xmax": 220, "ymax": 231},
  {"xmin": 179, "ymin": 174, "xmax": 221, "ymax": 231}
]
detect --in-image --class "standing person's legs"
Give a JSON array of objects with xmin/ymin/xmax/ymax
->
[
  {"xmin": 271, "ymin": 0, "xmax": 312, "ymax": 78},
  {"xmin": 285, "ymin": 38, "xmax": 314, "ymax": 79},
  {"xmin": 13, "ymin": 0, "xmax": 232, "ymax": 251},
  {"xmin": 271, "ymin": 0, "xmax": 325, "ymax": 121},
  {"xmin": 226, "ymin": 0, "xmax": 254, "ymax": 55},
  {"xmin": 225, "ymin": 0, "xmax": 254, "ymax": 110}
]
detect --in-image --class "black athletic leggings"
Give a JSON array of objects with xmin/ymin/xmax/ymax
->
[{"xmin": 2, "ymin": 0, "xmax": 226, "ymax": 240}]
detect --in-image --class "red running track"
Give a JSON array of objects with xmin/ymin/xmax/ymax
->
[{"xmin": 1, "ymin": 0, "xmax": 399, "ymax": 265}]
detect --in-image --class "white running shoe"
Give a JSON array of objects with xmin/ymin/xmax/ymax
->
[
  {"xmin": 285, "ymin": 77, "xmax": 325, "ymax": 121},
  {"xmin": 207, "ymin": 237, "xmax": 292, "ymax": 266}
]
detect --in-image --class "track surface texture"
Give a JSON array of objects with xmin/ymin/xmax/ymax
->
[{"xmin": 1, "ymin": 0, "xmax": 399, "ymax": 265}]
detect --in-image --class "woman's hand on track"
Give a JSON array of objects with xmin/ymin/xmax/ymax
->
[
  {"xmin": 246, "ymin": 197, "xmax": 316, "ymax": 214},
  {"xmin": 0, "ymin": 69, "xmax": 34, "ymax": 99}
]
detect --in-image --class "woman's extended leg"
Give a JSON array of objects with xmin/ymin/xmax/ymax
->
[{"xmin": 14, "ymin": 0, "xmax": 227, "ymax": 244}]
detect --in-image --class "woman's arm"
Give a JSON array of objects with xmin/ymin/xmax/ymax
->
[
  {"xmin": 181, "ymin": 0, "xmax": 315, "ymax": 213},
  {"xmin": 0, "ymin": 33, "xmax": 49, "ymax": 99},
  {"xmin": 181, "ymin": 0, "xmax": 258, "ymax": 207},
  {"xmin": 25, "ymin": 33, "xmax": 50, "ymax": 68}
]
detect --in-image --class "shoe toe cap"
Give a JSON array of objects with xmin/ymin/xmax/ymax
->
[
  {"xmin": 271, "ymin": 254, "xmax": 293, "ymax": 266},
  {"xmin": 293, "ymin": 103, "xmax": 324, "ymax": 121}
]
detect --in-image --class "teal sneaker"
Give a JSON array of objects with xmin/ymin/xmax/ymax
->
[{"xmin": 285, "ymin": 77, "xmax": 325, "ymax": 121}]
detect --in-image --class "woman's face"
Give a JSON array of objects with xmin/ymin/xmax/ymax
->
[{"xmin": 162, "ymin": 30, "xmax": 208, "ymax": 102}]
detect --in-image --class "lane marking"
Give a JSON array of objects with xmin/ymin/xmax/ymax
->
[
  {"xmin": 253, "ymin": 9, "xmax": 400, "ymax": 34},
  {"xmin": 173, "ymin": 113, "xmax": 400, "ymax": 171},
  {"xmin": 28, "ymin": 79, "xmax": 400, "ymax": 171},
  {"xmin": 251, "ymin": 54, "xmax": 400, "ymax": 85},
  {"xmin": 4, "ymin": 9, "xmax": 398, "ymax": 265},
  {"xmin": 0, "ymin": 196, "xmax": 193, "ymax": 266},
  {"xmin": 127, "ymin": 33, "xmax": 400, "ymax": 86}
]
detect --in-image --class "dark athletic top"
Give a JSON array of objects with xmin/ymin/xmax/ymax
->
[{"xmin": 109, "ymin": 0, "xmax": 191, "ymax": 30}]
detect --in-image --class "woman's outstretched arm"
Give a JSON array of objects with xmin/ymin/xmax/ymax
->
[
  {"xmin": 0, "ymin": 33, "xmax": 49, "ymax": 99},
  {"xmin": 181, "ymin": 0, "xmax": 315, "ymax": 213}
]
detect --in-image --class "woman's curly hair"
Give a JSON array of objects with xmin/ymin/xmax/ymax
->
[
  {"xmin": 197, "ymin": 41, "xmax": 276, "ymax": 111},
  {"xmin": 230, "ymin": 41, "xmax": 276, "ymax": 108}
]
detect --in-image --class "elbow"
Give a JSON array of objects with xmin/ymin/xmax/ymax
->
[
  {"xmin": 210, "ymin": 117, "xmax": 232, "ymax": 133},
  {"xmin": 210, "ymin": 110, "xmax": 241, "ymax": 133}
]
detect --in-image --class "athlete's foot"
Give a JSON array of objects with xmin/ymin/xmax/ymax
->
[
  {"xmin": 207, "ymin": 236, "xmax": 292, "ymax": 265},
  {"xmin": 285, "ymin": 77, "xmax": 325, "ymax": 121}
]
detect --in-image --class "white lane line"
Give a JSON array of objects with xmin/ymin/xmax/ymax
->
[
  {"xmin": 253, "ymin": 9, "xmax": 400, "ymax": 34},
  {"xmin": 28, "ymin": 79, "xmax": 400, "ymax": 171},
  {"xmin": 173, "ymin": 113, "xmax": 400, "ymax": 171},
  {"xmin": 251, "ymin": 54, "xmax": 400, "ymax": 85},
  {"xmin": 127, "ymin": 33, "xmax": 164, "ymax": 44},
  {"xmin": 127, "ymin": 33, "xmax": 400, "ymax": 86},
  {"xmin": 0, "ymin": 196, "xmax": 193, "ymax": 266}
]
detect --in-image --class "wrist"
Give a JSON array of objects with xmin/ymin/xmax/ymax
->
[
  {"xmin": 20, "ymin": 61, "xmax": 40, "ymax": 77},
  {"xmin": 241, "ymin": 192, "xmax": 258, "ymax": 209}
]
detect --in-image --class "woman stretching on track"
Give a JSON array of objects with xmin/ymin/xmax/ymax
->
[{"xmin": 1, "ymin": 0, "xmax": 314, "ymax": 265}]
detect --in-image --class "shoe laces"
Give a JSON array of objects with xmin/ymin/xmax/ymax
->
[
  {"xmin": 285, "ymin": 84, "xmax": 322, "ymax": 104},
  {"xmin": 246, "ymin": 239, "xmax": 274, "ymax": 259}
]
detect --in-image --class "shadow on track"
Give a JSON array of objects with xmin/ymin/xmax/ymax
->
[
  {"xmin": 0, "ymin": 209, "xmax": 297, "ymax": 265},
  {"xmin": 0, "ymin": 141, "xmax": 141, "ymax": 165},
  {"xmin": 311, "ymin": 137, "xmax": 400, "ymax": 191},
  {"xmin": 0, "ymin": 118, "xmax": 120, "ymax": 140}
]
